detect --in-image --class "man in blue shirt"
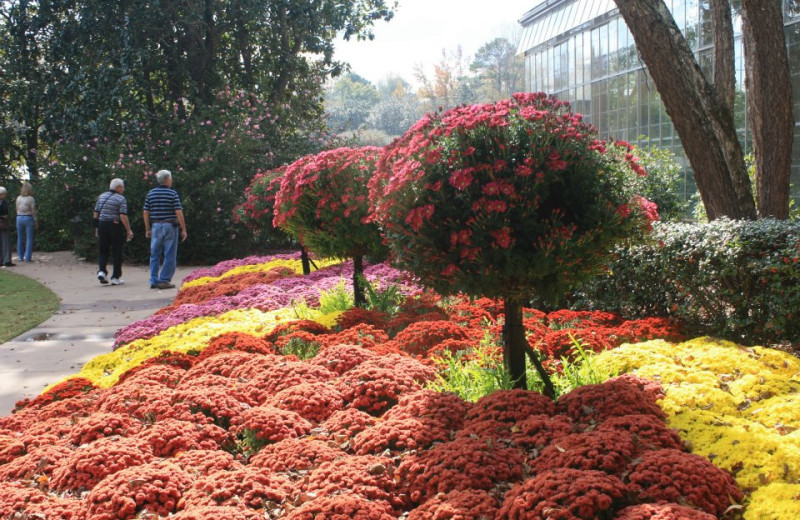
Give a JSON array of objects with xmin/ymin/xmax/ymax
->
[{"xmin": 143, "ymin": 170, "xmax": 187, "ymax": 289}]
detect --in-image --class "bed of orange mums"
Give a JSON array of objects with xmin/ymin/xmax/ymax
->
[{"xmin": 0, "ymin": 254, "xmax": 747, "ymax": 519}]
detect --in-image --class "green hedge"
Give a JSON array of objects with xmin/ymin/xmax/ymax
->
[{"xmin": 572, "ymin": 218, "xmax": 800, "ymax": 344}]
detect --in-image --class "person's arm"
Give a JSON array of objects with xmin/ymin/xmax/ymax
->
[
  {"xmin": 143, "ymin": 209, "xmax": 151, "ymax": 238},
  {"xmin": 120, "ymin": 214, "xmax": 133, "ymax": 240},
  {"xmin": 175, "ymin": 209, "xmax": 187, "ymax": 242}
]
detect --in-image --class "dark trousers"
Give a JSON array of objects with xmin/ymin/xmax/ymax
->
[{"xmin": 98, "ymin": 220, "xmax": 125, "ymax": 279}]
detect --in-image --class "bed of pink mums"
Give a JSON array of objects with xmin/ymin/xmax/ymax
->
[{"xmin": 0, "ymin": 257, "xmax": 740, "ymax": 520}]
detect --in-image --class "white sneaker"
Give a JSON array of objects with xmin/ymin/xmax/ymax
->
[
  {"xmin": 110, "ymin": 278, "xmax": 124, "ymax": 285},
  {"xmin": 97, "ymin": 271, "xmax": 108, "ymax": 284}
]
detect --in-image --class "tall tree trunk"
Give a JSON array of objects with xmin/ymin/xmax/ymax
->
[
  {"xmin": 741, "ymin": 0, "xmax": 793, "ymax": 219},
  {"xmin": 613, "ymin": 0, "xmax": 757, "ymax": 220},
  {"xmin": 503, "ymin": 298, "xmax": 556, "ymax": 398},
  {"xmin": 300, "ymin": 247, "xmax": 311, "ymax": 276},
  {"xmin": 712, "ymin": 0, "xmax": 735, "ymax": 114},
  {"xmin": 353, "ymin": 255, "xmax": 366, "ymax": 308}
]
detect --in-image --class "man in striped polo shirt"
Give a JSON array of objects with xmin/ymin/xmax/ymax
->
[
  {"xmin": 94, "ymin": 178, "xmax": 134, "ymax": 285},
  {"xmin": 143, "ymin": 169, "xmax": 187, "ymax": 289}
]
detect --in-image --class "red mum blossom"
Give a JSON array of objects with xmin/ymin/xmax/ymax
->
[
  {"xmin": 320, "ymin": 323, "xmax": 393, "ymax": 353},
  {"xmin": 546, "ymin": 310, "xmax": 621, "ymax": 328},
  {"xmin": 0, "ymin": 433, "xmax": 27, "ymax": 464},
  {"xmin": 237, "ymin": 362, "xmax": 336, "ymax": 405},
  {"xmin": 232, "ymin": 406, "xmax": 312, "ymax": 446},
  {"xmin": 0, "ymin": 482, "xmax": 48, "ymax": 518},
  {"xmin": 227, "ymin": 353, "xmax": 287, "ymax": 380},
  {"xmin": 198, "ymin": 331, "xmax": 275, "ymax": 360},
  {"xmin": 396, "ymin": 437, "xmax": 525, "ymax": 504},
  {"xmin": 264, "ymin": 319, "xmax": 330, "ymax": 343},
  {"xmin": 498, "ymin": 468, "xmax": 627, "ymax": 520},
  {"xmin": 26, "ymin": 392, "xmax": 101, "ymax": 424},
  {"xmin": 597, "ymin": 414, "xmax": 684, "ymax": 454},
  {"xmin": 356, "ymin": 354, "xmax": 437, "ymax": 384},
  {"xmin": 96, "ymin": 380, "xmax": 175, "ymax": 421},
  {"xmin": 249, "ymin": 437, "xmax": 345, "ymax": 473},
  {"xmin": 21, "ymin": 416, "xmax": 81, "ymax": 443},
  {"xmin": 391, "ymin": 320, "xmax": 479, "ymax": 357},
  {"xmin": 0, "ymin": 443, "xmax": 73, "ymax": 481},
  {"xmin": 382, "ymin": 389, "xmax": 471, "ymax": 431},
  {"xmin": 510, "ymin": 414, "xmax": 576, "ymax": 450},
  {"xmin": 171, "ymin": 506, "xmax": 261, "ymax": 520},
  {"xmin": 171, "ymin": 384, "xmax": 249, "ymax": 426},
  {"xmin": 310, "ymin": 344, "xmax": 378, "ymax": 375},
  {"xmin": 304, "ymin": 455, "xmax": 403, "ymax": 510},
  {"xmin": 336, "ymin": 364, "xmax": 423, "ymax": 415},
  {"xmin": 135, "ymin": 419, "xmax": 231, "ymax": 457},
  {"xmin": 318, "ymin": 409, "xmax": 377, "ymax": 440},
  {"xmin": 464, "ymin": 389, "xmax": 555, "ymax": 425},
  {"xmin": 556, "ymin": 376, "xmax": 664, "ymax": 426},
  {"xmin": 283, "ymin": 494, "xmax": 397, "ymax": 520},
  {"xmin": 407, "ymin": 489, "xmax": 499, "ymax": 520},
  {"xmin": 266, "ymin": 382, "xmax": 345, "ymax": 423},
  {"xmin": 352, "ymin": 416, "xmax": 452, "ymax": 455},
  {"xmin": 335, "ymin": 307, "xmax": 390, "ymax": 331},
  {"xmin": 21, "ymin": 495, "xmax": 86, "ymax": 520},
  {"xmin": 531, "ymin": 430, "xmax": 637, "ymax": 475},
  {"xmin": 172, "ymin": 449, "xmax": 243, "ymax": 477},
  {"xmin": 181, "ymin": 467, "xmax": 295, "ymax": 508},
  {"xmin": 116, "ymin": 363, "xmax": 187, "ymax": 388},
  {"xmin": 85, "ymin": 460, "xmax": 192, "ymax": 520},
  {"xmin": 13, "ymin": 377, "xmax": 98, "ymax": 412},
  {"xmin": 454, "ymin": 419, "xmax": 512, "ymax": 443},
  {"xmin": 185, "ymin": 352, "xmax": 265, "ymax": 381},
  {"xmin": 69, "ymin": 412, "xmax": 143, "ymax": 446},
  {"xmin": 626, "ymin": 449, "xmax": 743, "ymax": 517},
  {"xmin": 50, "ymin": 436, "xmax": 154, "ymax": 492},
  {"xmin": 613, "ymin": 503, "xmax": 716, "ymax": 520}
]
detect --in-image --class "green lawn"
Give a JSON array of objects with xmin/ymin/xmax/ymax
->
[{"xmin": 0, "ymin": 270, "xmax": 60, "ymax": 343}]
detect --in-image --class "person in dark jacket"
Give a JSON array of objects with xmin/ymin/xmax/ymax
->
[{"xmin": 0, "ymin": 187, "xmax": 12, "ymax": 267}]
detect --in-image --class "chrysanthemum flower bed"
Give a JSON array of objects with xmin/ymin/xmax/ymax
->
[{"xmin": 2, "ymin": 253, "xmax": 785, "ymax": 519}]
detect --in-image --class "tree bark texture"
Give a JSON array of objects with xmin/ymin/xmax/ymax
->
[
  {"xmin": 353, "ymin": 254, "xmax": 366, "ymax": 308},
  {"xmin": 741, "ymin": 0, "xmax": 794, "ymax": 219},
  {"xmin": 503, "ymin": 298, "xmax": 528, "ymax": 390},
  {"xmin": 300, "ymin": 247, "xmax": 311, "ymax": 276},
  {"xmin": 614, "ymin": 0, "xmax": 757, "ymax": 220},
  {"xmin": 712, "ymin": 0, "xmax": 736, "ymax": 114}
]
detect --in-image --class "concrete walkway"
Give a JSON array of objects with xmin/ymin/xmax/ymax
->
[{"xmin": 0, "ymin": 251, "xmax": 199, "ymax": 414}]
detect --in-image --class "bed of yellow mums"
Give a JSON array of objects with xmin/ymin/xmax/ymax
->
[
  {"xmin": 595, "ymin": 338, "xmax": 800, "ymax": 520},
  {"xmin": 47, "ymin": 307, "xmax": 341, "ymax": 392},
  {"xmin": 181, "ymin": 257, "xmax": 341, "ymax": 289}
]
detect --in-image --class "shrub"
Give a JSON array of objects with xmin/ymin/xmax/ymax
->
[
  {"xmin": 370, "ymin": 92, "xmax": 655, "ymax": 392},
  {"xmin": 574, "ymin": 218, "xmax": 800, "ymax": 344},
  {"xmin": 274, "ymin": 146, "xmax": 388, "ymax": 306}
]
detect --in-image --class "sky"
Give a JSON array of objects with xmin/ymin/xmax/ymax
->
[{"xmin": 333, "ymin": 0, "xmax": 542, "ymax": 87}]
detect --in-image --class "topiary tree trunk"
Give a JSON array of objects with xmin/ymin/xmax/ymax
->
[
  {"xmin": 503, "ymin": 297, "xmax": 555, "ymax": 398},
  {"xmin": 301, "ymin": 247, "xmax": 311, "ymax": 276},
  {"xmin": 353, "ymin": 255, "xmax": 366, "ymax": 308}
]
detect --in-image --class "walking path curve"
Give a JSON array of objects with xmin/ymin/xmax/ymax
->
[{"xmin": 0, "ymin": 251, "xmax": 199, "ymax": 414}]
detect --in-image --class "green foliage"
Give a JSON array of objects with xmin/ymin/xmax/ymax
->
[
  {"xmin": 548, "ymin": 335, "xmax": 617, "ymax": 397},
  {"xmin": 470, "ymin": 37, "xmax": 525, "ymax": 101},
  {"xmin": 572, "ymin": 218, "xmax": 800, "ymax": 344},
  {"xmin": 426, "ymin": 332, "xmax": 514, "ymax": 402},
  {"xmin": 631, "ymin": 141, "xmax": 692, "ymax": 221},
  {"xmin": 279, "ymin": 336, "xmax": 321, "ymax": 360},
  {"xmin": 318, "ymin": 279, "xmax": 355, "ymax": 314},
  {"xmin": 360, "ymin": 276, "xmax": 404, "ymax": 315}
]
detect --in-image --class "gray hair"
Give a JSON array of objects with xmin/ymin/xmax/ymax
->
[
  {"xmin": 156, "ymin": 169, "xmax": 172, "ymax": 184},
  {"xmin": 0, "ymin": 187, "xmax": 6, "ymax": 195},
  {"xmin": 109, "ymin": 178, "xmax": 124, "ymax": 191}
]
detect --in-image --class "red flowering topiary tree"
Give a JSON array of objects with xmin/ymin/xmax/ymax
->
[
  {"xmin": 234, "ymin": 167, "xmax": 315, "ymax": 274},
  {"xmin": 274, "ymin": 146, "xmax": 388, "ymax": 306},
  {"xmin": 370, "ymin": 93, "xmax": 655, "ymax": 394}
]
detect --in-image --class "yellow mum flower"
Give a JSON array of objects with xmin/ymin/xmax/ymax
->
[
  {"xmin": 745, "ymin": 483, "xmax": 800, "ymax": 520},
  {"xmin": 748, "ymin": 394, "xmax": 800, "ymax": 430},
  {"xmin": 182, "ymin": 258, "xmax": 340, "ymax": 288}
]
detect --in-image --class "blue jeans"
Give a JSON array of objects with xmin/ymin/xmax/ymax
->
[
  {"xmin": 16, "ymin": 215, "xmax": 34, "ymax": 262},
  {"xmin": 149, "ymin": 222, "xmax": 179, "ymax": 285}
]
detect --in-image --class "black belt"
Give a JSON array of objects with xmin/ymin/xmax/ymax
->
[{"xmin": 152, "ymin": 219, "xmax": 177, "ymax": 223}]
